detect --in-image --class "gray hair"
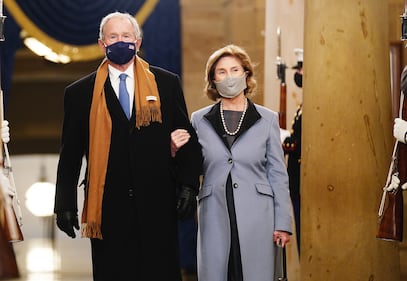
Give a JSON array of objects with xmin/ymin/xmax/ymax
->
[{"xmin": 98, "ymin": 12, "xmax": 142, "ymax": 40}]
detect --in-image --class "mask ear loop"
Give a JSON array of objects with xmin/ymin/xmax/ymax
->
[{"xmin": 134, "ymin": 38, "xmax": 140, "ymax": 53}]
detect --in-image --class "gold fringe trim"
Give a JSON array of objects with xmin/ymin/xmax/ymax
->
[
  {"xmin": 135, "ymin": 105, "xmax": 162, "ymax": 129},
  {"xmin": 81, "ymin": 222, "xmax": 103, "ymax": 239},
  {"xmin": 150, "ymin": 106, "xmax": 162, "ymax": 123}
]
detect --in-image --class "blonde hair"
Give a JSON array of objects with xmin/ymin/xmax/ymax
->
[{"xmin": 204, "ymin": 44, "xmax": 257, "ymax": 101}]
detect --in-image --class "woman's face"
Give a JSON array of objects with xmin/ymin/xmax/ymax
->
[{"xmin": 213, "ymin": 56, "xmax": 244, "ymax": 82}]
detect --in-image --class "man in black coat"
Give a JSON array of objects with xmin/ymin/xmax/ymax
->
[{"xmin": 54, "ymin": 11, "xmax": 202, "ymax": 281}]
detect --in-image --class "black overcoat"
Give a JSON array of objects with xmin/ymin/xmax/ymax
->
[{"xmin": 54, "ymin": 64, "xmax": 202, "ymax": 281}]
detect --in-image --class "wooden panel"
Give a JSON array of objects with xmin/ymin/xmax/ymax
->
[
  {"xmin": 6, "ymin": 47, "xmax": 99, "ymax": 154},
  {"xmin": 181, "ymin": 0, "xmax": 265, "ymax": 113}
]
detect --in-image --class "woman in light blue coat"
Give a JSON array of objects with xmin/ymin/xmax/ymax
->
[{"xmin": 190, "ymin": 45, "xmax": 292, "ymax": 281}]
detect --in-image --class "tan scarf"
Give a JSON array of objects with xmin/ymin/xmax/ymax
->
[{"xmin": 81, "ymin": 56, "xmax": 162, "ymax": 239}]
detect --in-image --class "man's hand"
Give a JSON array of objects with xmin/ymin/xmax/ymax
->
[
  {"xmin": 176, "ymin": 185, "xmax": 197, "ymax": 220},
  {"xmin": 56, "ymin": 211, "xmax": 79, "ymax": 238},
  {"xmin": 171, "ymin": 129, "xmax": 191, "ymax": 157},
  {"xmin": 394, "ymin": 118, "xmax": 407, "ymax": 144}
]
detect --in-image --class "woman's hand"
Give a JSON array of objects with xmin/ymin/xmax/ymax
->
[
  {"xmin": 171, "ymin": 129, "xmax": 191, "ymax": 157},
  {"xmin": 273, "ymin": 230, "xmax": 290, "ymax": 247}
]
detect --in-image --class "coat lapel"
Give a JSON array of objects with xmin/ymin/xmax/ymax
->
[
  {"xmin": 204, "ymin": 99, "xmax": 261, "ymax": 148},
  {"xmin": 203, "ymin": 102, "xmax": 229, "ymax": 148},
  {"xmin": 238, "ymin": 99, "xmax": 261, "ymax": 136},
  {"xmin": 104, "ymin": 77, "xmax": 134, "ymax": 122}
]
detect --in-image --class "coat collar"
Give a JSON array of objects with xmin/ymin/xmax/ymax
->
[
  {"xmin": 104, "ymin": 77, "xmax": 135, "ymax": 123},
  {"xmin": 204, "ymin": 98, "xmax": 261, "ymax": 143}
]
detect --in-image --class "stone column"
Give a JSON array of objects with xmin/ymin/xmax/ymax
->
[{"xmin": 301, "ymin": 0, "xmax": 400, "ymax": 280}]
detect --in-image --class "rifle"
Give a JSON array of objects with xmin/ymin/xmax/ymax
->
[
  {"xmin": 376, "ymin": 83, "xmax": 405, "ymax": 242},
  {"xmin": 376, "ymin": 5, "xmax": 407, "ymax": 242},
  {"xmin": 376, "ymin": 144, "xmax": 403, "ymax": 241},
  {"xmin": 0, "ymin": 160, "xmax": 24, "ymax": 243},
  {"xmin": 0, "ymin": 9, "xmax": 22, "ymax": 243},
  {"xmin": 0, "ymin": 196, "xmax": 20, "ymax": 279},
  {"xmin": 0, "ymin": 93, "xmax": 23, "ymax": 243},
  {"xmin": 276, "ymin": 26, "xmax": 287, "ymax": 129},
  {"xmin": 0, "ymin": 6, "xmax": 22, "ymax": 279}
]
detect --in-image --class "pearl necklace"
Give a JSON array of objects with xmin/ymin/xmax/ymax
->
[{"xmin": 220, "ymin": 98, "xmax": 247, "ymax": 136}]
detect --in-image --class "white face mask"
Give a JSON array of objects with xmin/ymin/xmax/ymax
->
[{"xmin": 214, "ymin": 74, "xmax": 247, "ymax": 98}]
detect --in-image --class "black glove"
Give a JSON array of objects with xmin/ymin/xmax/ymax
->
[
  {"xmin": 56, "ymin": 211, "xmax": 79, "ymax": 238},
  {"xmin": 176, "ymin": 185, "xmax": 197, "ymax": 220}
]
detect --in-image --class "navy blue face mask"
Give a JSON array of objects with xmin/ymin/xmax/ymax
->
[{"xmin": 105, "ymin": 41, "xmax": 136, "ymax": 65}]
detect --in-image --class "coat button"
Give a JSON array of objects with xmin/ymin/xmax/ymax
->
[
  {"xmin": 233, "ymin": 183, "xmax": 238, "ymax": 189},
  {"xmin": 128, "ymin": 188, "xmax": 134, "ymax": 197},
  {"xmin": 228, "ymin": 158, "xmax": 233, "ymax": 164}
]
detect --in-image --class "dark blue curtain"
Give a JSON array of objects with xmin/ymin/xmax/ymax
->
[
  {"xmin": 1, "ymin": 8, "xmax": 21, "ymax": 109},
  {"xmin": 14, "ymin": 0, "xmax": 145, "ymax": 45},
  {"xmin": 140, "ymin": 1, "xmax": 182, "ymax": 76},
  {"xmin": 1, "ymin": 0, "xmax": 182, "ymax": 108}
]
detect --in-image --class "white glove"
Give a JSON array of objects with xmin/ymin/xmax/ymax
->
[
  {"xmin": 280, "ymin": 128, "xmax": 290, "ymax": 144},
  {"xmin": 386, "ymin": 173, "xmax": 400, "ymax": 192},
  {"xmin": 1, "ymin": 120, "xmax": 9, "ymax": 144},
  {"xmin": 393, "ymin": 118, "xmax": 407, "ymax": 144}
]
